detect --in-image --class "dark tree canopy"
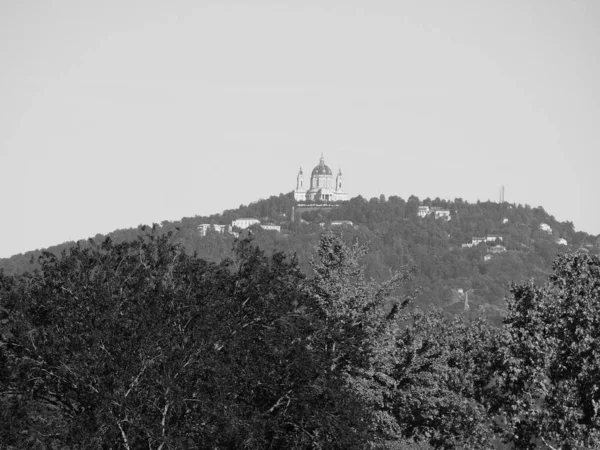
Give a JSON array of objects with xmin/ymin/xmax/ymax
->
[{"xmin": 2, "ymin": 229, "xmax": 600, "ymax": 449}]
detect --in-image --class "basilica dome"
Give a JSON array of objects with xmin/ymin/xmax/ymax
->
[{"xmin": 311, "ymin": 155, "xmax": 332, "ymax": 176}]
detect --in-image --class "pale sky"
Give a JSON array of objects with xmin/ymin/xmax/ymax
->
[{"xmin": 1, "ymin": 0, "xmax": 599, "ymax": 258}]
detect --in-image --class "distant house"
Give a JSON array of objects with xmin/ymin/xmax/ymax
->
[
  {"xmin": 331, "ymin": 220, "xmax": 354, "ymax": 227},
  {"xmin": 232, "ymin": 218, "xmax": 261, "ymax": 229},
  {"xmin": 418, "ymin": 205, "xmax": 450, "ymax": 220},
  {"xmin": 540, "ymin": 223, "xmax": 552, "ymax": 233},
  {"xmin": 484, "ymin": 254, "xmax": 493, "ymax": 262},
  {"xmin": 461, "ymin": 243, "xmax": 474, "ymax": 248},
  {"xmin": 556, "ymin": 238, "xmax": 568, "ymax": 246},
  {"xmin": 502, "ymin": 218, "xmax": 509, "ymax": 224},
  {"xmin": 417, "ymin": 206, "xmax": 430, "ymax": 218},
  {"xmin": 260, "ymin": 224, "xmax": 281, "ymax": 232},
  {"xmin": 472, "ymin": 237, "xmax": 486, "ymax": 245},
  {"xmin": 489, "ymin": 245, "xmax": 507, "ymax": 253},
  {"xmin": 486, "ymin": 235, "xmax": 503, "ymax": 243},
  {"xmin": 198, "ymin": 224, "xmax": 227, "ymax": 237},
  {"xmin": 433, "ymin": 209, "xmax": 451, "ymax": 220},
  {"xmin": 319, "ymin": 220, "xmax": 355, "ymax": 228}
]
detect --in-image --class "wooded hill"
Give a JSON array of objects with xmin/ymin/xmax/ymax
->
[
  {"xmin": 2, "ymin": 193, "xmax": 600, "ymax": 448},
  {"xmin": 2, "ymin": 193, "xmax": 598, "ymax": 325}
]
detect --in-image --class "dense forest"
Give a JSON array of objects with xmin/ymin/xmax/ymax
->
[
  {"xmin": 2, "ymin": 193, "xmax": 598, "ymax": 325},
  {"xmin": 2, "ymin": 231, "xmax": 600, "ymax": 449}
]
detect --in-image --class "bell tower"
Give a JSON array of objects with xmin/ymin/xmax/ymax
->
[
  {"xmin": 294, "ymin": 167, "xmax": 307, "ymax": 201},
  {"xmin": 296, "ymin": 167, "xmax": 304, "ymax": 190},
  {"xmin": 336, "ymin": 169, "xmax": 343, "ymax": 191}
]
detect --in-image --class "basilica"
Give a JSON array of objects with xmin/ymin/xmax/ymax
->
[{"xmin": 294, "ymin": 155, "xmax": 348, "ymax": 202}]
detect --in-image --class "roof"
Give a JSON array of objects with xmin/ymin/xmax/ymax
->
[{"xmin": 311, "ymin": 154, "xmax": 333, "ymax": 176}]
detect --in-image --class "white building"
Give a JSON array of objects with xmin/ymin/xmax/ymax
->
[
  {"xmin": 417, "ymin": 206, "xmax": 430, "ymax": 218},
  {"xmin": 556, "ymin": 238, "xmax": 568, "ymax": 245},
  {"xmin": 232, "ymin": 218, "xmax": 260, "ymax": 229},
  {"xmin": 260, "ymin": 224, "xmax": 281, "ymax": 232},
  {"xmin": 198, "ymin": 224, "xmax": 227, "ymax": 237},
  {"xmin": 486, "ymin": 235, "xmax": 503, "ymax": 242},
  {"xmin": 433, "ymin": 209, "xmax": 451, "ymax": 220},
  {"xmin": 418, "ymin": 206, "xmax": 450, "ymax": 220},
  {"xmin": 331, "ymin": 220, "xmax": 354, "ymax": 227},
  {"xmin": 294, "ymin": 155, "xmax": 348, "ymax": 202},
  {"xmin": 540, "ymin": 223, "xmax": 552, "ymax": 233},
  {"xmin": 320, "ymin": 220, "xmax": 355, "ymax": 228}
]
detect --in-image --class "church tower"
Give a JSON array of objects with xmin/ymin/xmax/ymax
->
[
  {"xmin": 336, "ymin": 169, "xmax": 343, "ymax": 192},
  {"xmin": 296, "ymin": 167, "xmax": 304, "ymax": 190},
  {"xmin": 293, "ymin": 167, "xmax": 307, "ymax": 201}
]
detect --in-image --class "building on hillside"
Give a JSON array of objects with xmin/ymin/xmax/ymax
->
[
  {"xmin": 417, "ymin": 206, "xmax": 430, "ymax": 218},
  {"xmin": 540, "ymin": 223, "xmax": 552, "ymax": 233},
  {"xmin": 331, "ymin": 220, "xmax": 354, "ymax": 227},
  {"xmin": 432, "ymin": 208, "xmax": 451, "ymax": 220},
  {"xmin": 484, "ymin": 254, "xmax": 493, "ymax": 262},
  {"xmin": 502, "ymin": 218, "xmax": 509, "ymax": 224},
  {"xmin": 417, "ymin": 205, "xmax": 450, "ymax": 220},
  {"xmin": 232, "ymin": 218, "xmax": 260, "ymax": 229},
  {"xmin": 489, "ymin": 245, "xmax": 507, "ymax": 253},
  {"xmin": 198, "ymin": 224, "xmax": 228, "ymax": 237},
  {"xmin": 486, "ymin": 235, "xmax": 503, "ymax": 242},
  {"xmin": 260, "ymin": 224, "xmax": 281, "ymax": 232},
  {"xmin": 472, "ymin": 237, "xmax": 486, "ymax": 245},
  {"xmin": 294, "ymin": 154, "xmax": 348, "ymax": 202},
  {"xmin": 319, "ymin": 220, "xmax": 355, "ymax": 228},
  {"xmin": 556, "ymin": 238, "xmax": 568, "ymax": 245}
]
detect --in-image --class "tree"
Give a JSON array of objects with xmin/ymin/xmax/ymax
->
[
  {"xmin": 1, "ymin": 232, "xmax": 406, "ymax": 449},
  {"xmin": 390, "ymin": 310, "xmax": 498, "ymax": 449},
  {"xmin": 494, "ymin": 252, "xmax": 600, "ymax": 449},
  {"xmin": 310, "ymin": 230, "xmax": 418, "ymax": 446}
]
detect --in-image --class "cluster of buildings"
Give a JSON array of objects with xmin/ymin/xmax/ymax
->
[
  {"xmin": 417, "ymin": 205, "xmax": 451, "ymax": 220},
  {"xmin": 483, "ymin": 245, "xmax": 508, "ymax": 261},
  {"xmin": 462, "ymin": 236, "xmax": 503, "ymax": 248},
  {"xmin": 460, "ymin": 235, "xmax": 507, "ymax": 261},
  {"xmin": 198, "ymin": 218, "xmax": 281, "ymax": 237},
  {"xmin": 539, "ymin": 223, "xmax": 568, "ymax": 245}
]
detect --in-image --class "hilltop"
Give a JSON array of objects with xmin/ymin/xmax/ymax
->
[{"xmin": 2, "ymin": 193, "xmax": 598, "ymax": 325}]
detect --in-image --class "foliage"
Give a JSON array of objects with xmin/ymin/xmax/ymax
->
[
  {"xmin": 1, "ymin": 231, "xmax": 424, "ymax": 449},
  {"xmin": 309, "ymin": 231, "xmax": 418, "ymax": 444},
  {"xmin": 3, "ymin": 194, "xmax": 598, "ymax": 329},
  {"xmin": 0, "ymin": 234, "xmax": 355, "ymax": 448},
  {"xmin": 3, "ymin": 207, "xmax": 600, "ymax": 449},
  {"xmin": 391, "ymin": 311, "xmax": 499, "ymax": 448},
  {"xmin": 494, "ymin": 252, "xmax": 600, "ymax": 449}
]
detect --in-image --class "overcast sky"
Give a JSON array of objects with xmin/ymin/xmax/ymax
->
[{"xmin": 1, "ymin": 0, "xmax": 599, "ymax": 258}]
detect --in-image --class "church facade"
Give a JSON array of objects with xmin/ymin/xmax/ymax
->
[{"xmin": 294, "ymin": 155, "xmax": 348, "ymax": 202}]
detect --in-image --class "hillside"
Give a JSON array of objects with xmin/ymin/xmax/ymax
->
[{"xmin": 2, "ymin": 193, "xmax": 598, "ymax": 325}]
